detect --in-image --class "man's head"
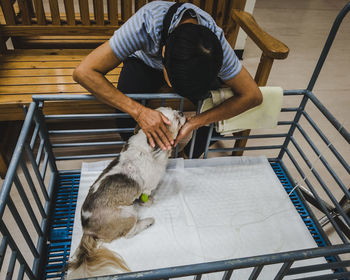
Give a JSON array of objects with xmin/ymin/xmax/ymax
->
[{"xmin": 163, "ymin": 23, "xmax": 223, "ymax": 101}]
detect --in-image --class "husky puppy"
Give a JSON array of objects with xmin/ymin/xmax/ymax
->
[{"xmin": 68, "ymin": 107, "xmax": 186, "ymax": 279}]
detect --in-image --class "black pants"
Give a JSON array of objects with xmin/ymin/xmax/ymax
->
[{"xmin": 117, "ymin": 57, "xmax": 220, "ymax": 158}]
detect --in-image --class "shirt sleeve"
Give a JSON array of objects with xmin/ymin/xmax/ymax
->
[
  {"xmin": 218, "ymin": 35, "xmax": 242, "ymax": 81},
  {"xmin": 109, "ymin": 6, "xmax": 151, "ymax": 61}
]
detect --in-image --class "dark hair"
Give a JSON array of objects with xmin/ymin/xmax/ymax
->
[{"xmin": 163, "ymin": 23, "xmax": 223, "ymax": 101}]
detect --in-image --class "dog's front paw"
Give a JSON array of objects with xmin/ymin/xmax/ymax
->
[{"xmin": 144, "ymin": 217, "xmax": 155, "ymax": 228}]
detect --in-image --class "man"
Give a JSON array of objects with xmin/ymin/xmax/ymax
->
[{"xmin": 73, "ymin": 1, "xmax": 262, "ymax": 157}]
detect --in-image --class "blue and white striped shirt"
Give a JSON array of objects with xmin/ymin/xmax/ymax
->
[{"xmin": 109, "ymin": 1, "xmax": 242, "ymax": 81}]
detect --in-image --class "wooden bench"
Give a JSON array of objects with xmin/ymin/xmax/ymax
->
[{"xmin": 0, "ymin": 0, "xmax": 289, "ymax": 178}]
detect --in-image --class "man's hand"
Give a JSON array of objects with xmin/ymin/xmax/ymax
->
[
  {"xmin": 174, "ymin": 116, "xmax": 199, "ymax": 147},
  {"xmin": 136, "ymin": 107, "xmax": 174, "ymax": 150}
]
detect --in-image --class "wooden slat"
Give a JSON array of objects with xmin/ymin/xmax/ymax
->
[
  {"xmin": 48, "ymin": 0, "xmax": 61, "ymax": 25},
  {"xmin": 0, "ymin": 25, "xmax": 118, "ymax": 36},
  {"xmin": 64, "ymin": 0, "xmax": 75, "ymax": 25},
  {"xmin": 192, "ymin": 0, "xmax": 201, "ymax": 8},
  {"xmin": 0, "ymin": 48, "xmax": 94, "ymax": 56},
  {"xmin": 18, "ymin": 0, "xmax": 32, "ymax": 25},
  {"xmin": 215, "ymin": 0, "xmax": 226, "ymax": 27},
  {"xmin": 33, "ymin": 0, "xmax": 46, "ymax": 25},
  {"xmin": 135, "ymin": 0, "xmax": 147, "ymax": 12},
  {"xmin": 78, "ymin": 0, "xmax": 90, "ymax": 25},
  {"xmin": 0, "ymin": 0, "xmax": 17, "ymax": 24},
  {"xmin": 0, "ymin": 84, "xmax": 88, "ymax": 94},
  {"xmin": 0, "ymin": 60, "xmax": 82, "ymax": 68},
  {"xmin": 0, "ymin": 75, "xmax": 117, "ymax": 85},
  {"xmin": 121, "ymin": 0, "xmax": 133, "ymax": 22},
  {"xmin": 93, "ymin": 0, "xmax": 104, "ymax": 25},
  {"xmin": 204, "ymin": 0, "xmax": 215, "ymax": 17},
  {"xmin": 0, "ymin": 68, "xmax": 121, "ymax": 77},
  {"xmin": 107, "ymin": 0, "xmax": 118, "ymax": 25}
]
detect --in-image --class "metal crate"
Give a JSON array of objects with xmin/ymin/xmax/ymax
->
[{"xmin": 1, "ymin": 3, "xmax": 349, "ymax": 280}]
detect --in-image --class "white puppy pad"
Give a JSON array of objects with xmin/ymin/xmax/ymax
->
[{"xmin": 69, "ymin": 156, "xmax": 328, "ymax": 279}]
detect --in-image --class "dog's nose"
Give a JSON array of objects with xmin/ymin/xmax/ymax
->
[{"xmin": 178, "ymin": 111, "xmax": 184, "ymax": 117}]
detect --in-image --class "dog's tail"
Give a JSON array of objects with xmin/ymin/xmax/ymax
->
[{"xmin": 68, "ymin": 234, "xmax": 129, "ymax": 279}]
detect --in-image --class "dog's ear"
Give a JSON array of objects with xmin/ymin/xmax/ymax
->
[{"xmin": 134, "ymin": 124, "xmax": 141, "ymax": 135}]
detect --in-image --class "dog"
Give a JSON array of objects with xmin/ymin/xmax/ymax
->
[{"xmin": 68, "ymin": 107, "xmax": 186, "ymax": 279}]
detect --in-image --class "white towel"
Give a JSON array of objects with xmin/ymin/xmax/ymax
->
[
  {"xmin": 200, "ymin": 87, "xmax": 283, "ymax": 135},
  {"xmin": 69, "ymin": 156, "xmax": 329, "ymax": 279}
]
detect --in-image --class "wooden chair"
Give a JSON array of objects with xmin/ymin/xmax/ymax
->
[{"xmin": 0, "ymin": 0, "xmax": 289, "ymax": 178}]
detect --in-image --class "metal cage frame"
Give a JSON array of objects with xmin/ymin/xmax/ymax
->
[{"xmin": 0, "ymin": 3, "xmax": 349, "ymax": 280}]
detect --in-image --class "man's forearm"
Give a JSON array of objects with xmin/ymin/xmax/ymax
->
[
  {"xmin": 73, "ymin": 67, "xmax": 143, "ymax": 120},
  {"xmin": 190, "ymin": 92, "xmax": 261, "ymax": 129}
]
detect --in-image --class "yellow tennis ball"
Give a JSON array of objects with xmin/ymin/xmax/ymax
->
[{"xmin": 141, "ymin": 193, "xmax": 149, "ymax": 203}]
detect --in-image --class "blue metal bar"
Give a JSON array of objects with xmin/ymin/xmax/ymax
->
[
  {"xmin": 33, "ymin": 171, "xmax": 57, "ymax": 277},
  {"xmin": 278, "ymin": 88, "xmax": 309, "ymax": 160},
  {"xmin": 0, "ymin": 237, "xmax": 8, "ymax": 270},
  {"xmin": 0, "ymin": 102, "xmax": 37, "ymax": 220},
  {"xmin": 274, "ymin": 261, "xmax": 293, "ymax": 280},
  {"xmin": 19, "ymin": 161, "xmax": 46, "ymax": 218},
  {"xmin": 210, "ymin": 133, "xmax": 288, "ymax": 141},
  {"xmin": 6, "ymin": 251, "xmax": 17, "ymax": 280},
  {"xmin": 222, "ymin": 269, "xmax": 233, "ymax": 280},
  {"xmin": 33, "ymin": 104, "xmax": 58, "ymax": 175},
  {"xmin": 0, "ymin": 220, "xmax": 36, "ymax": 280},
  {"xmin": 277, "ymin": 121, "xmax": 294, "ymax": 125},
  {"xmin": 13, "ymin": 176, "xmax": 43, "ymax": 236},
  {"xmin": 290, "ymin": 136, "xmax": 350, "ymax": 226},
  {"xmin": 203, "ymin": 123, "xmax": 214, "ymax": 159},
  {"xmin": 7, "ymin": 197, "xmax": 39, "ymax": 258},
  {"xmin": 283, "ymin": 89, "xmax": 307, "ymax": 96},
  {"xmin": 36, "ymin": 138, "xmax": 45, "ymax": 165},
  {"xmin": 52, "ymin": 141, "xmax": 125, "ymax": 148},
  {"xmin": 248, "ymin": 265, "xmax": 263, "ymax": 280},
  {"xmin": 49, "ymin": 127, "xmax": 134, "ymax": 135},
  {"xmin": 209, "ymin": 145, "xmax": 282, "ymax": 153},
  {"xmin": 285, "ymin": 149, "xmax": 348, "ymax": 243},
  {"xmin": 40, "ymin": 153, "xmax": 49, "ymax": 179},
  {"xmin": 32, "ymin": 93, "xmax": 183, "ymax": 101},
  {"xmin": 296, "ymin": 123, "xmax": 349, "ymax": 199},
  {"xmin": 96, "ymin": 244, "xmax": 350, "ymax": 280},
  {"xmin": 288, "ymin": 260, "xmax": 350, "ymax": 275},
  {"xmin": 179, "ymin": 98, "xmax": 184, "ymax": 112},
  {"xmin": 56, "ymin": 153, "xmax": 119, "ymax": 160},
  {"xmin": 59, "ymin": 169, "xmax": 81, "ymax": 174},
  {"xmin": 24, "ymin": 143, "xmax": 49, "ymax": 201},
  {"xmin": 189, "ymin": 100, "xmax": 202, "ymax": 159},
  {"xmin": 281, "ymin": 107, "xmax": 300, "ymax": 112},
  {"xmin": 302, "ymin": 111, "xmax": 349, "ymax": 173},
  {"xmin": 45, "ymin": 112, "xmax": 130, "ymax": 119},
  {"xmin": 298, "ymin": 272, "xmax": 350, "ymax": 280},
  {"xmin": 29, "ymin": 122, "xmax": 40, "ymax": 150},
  {"xmin": 307, "ymin": 2, "xmax": 350, "ymax": 91},
  {"xmin": 17, "ymin": 264, "xmax": 25, "ymax": 280},
  {"xmin": 306, "ymin": 91, "xmax": 350, "ymax": 144}
]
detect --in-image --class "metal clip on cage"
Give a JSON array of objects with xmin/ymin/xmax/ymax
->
[{"xmin": 0, "ymin": 3, "xmax": 350, "ymax": 280}]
